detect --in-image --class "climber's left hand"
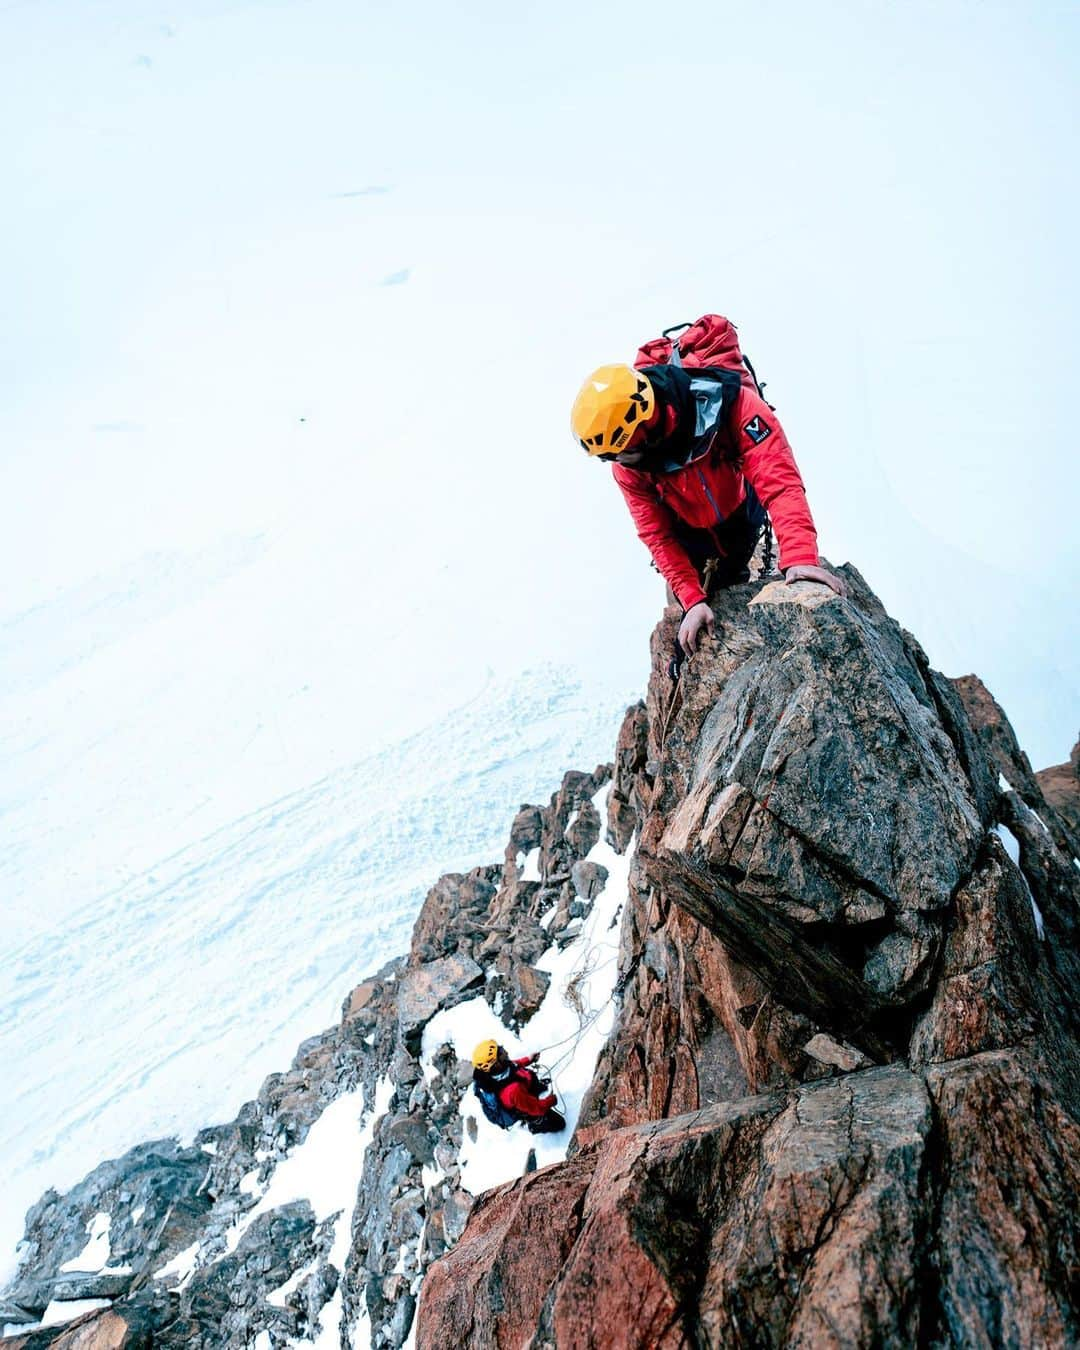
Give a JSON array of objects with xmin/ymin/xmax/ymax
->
[{"xmin": 784, "ymin": 565, "xmax": 848, "ymax": 598}]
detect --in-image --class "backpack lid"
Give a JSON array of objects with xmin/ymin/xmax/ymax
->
[{"xmin": 635, "ymin": 315, "xmax": 756, "ymax": 391}]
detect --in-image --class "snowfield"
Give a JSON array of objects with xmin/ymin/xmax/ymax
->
[
  {"xmin": 134, "ymin": 787, "xmax": 632, "ymax": 1348},
  {"xmin": 0, "ymin": 663, "xmax": 635, "ymax": 1283}
]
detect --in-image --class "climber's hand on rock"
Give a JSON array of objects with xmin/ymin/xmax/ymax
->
[
  {"xmin": 784, "ymin": 565, "xmax": 848, "ymax": 598},
  {"xmin": 678, "ymin": 602, "xmax": 715, "ymax": 657}
]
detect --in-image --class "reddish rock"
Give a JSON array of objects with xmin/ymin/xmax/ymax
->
[
  {"xmin": 396, "ymin": 954, "xmax": 484, "ymax": 1050},
  {"xmin": 909, "ymin": 834, "xmax": 1045, "ymax": 1067},
  {"xmin": 416, "ymin": 1152, "xmax": 597, "ymax": 1349},
  {"xmin": 953, "ymin": 674, "xmax": 1079, "ymax": 857},
  {"xmin": 537, "ymin": 768, "xmax": 609, "ymax": 882},
  {"xmin": 420, "ymin": 1069, "xmax": 939, "ymax": 1348},
  {"xmin": 409, "ymin": 866, "xmax": 501, "ymax": 966},
  {"xmin": 575, "ymin": 881, "xmax": 753, "ymax": 1149},
  {"xmin": 1036, "ymin": 737, "xmax": 1080, "ymax": 848},
  {"xmin": 341, "ymin": 978, "xmax": 379, "ymax": 1023},
  {"xmin": 419, "ymin": 571, "xmax": 1080, "ymax": 1348},
  {"xmin": 422, "ymin": 1055, "xmax": 1080, "ymax": 1348},
  {"xmin": 1, "ymin": 1307, "xmax": 152, "ymax": 1348},
  {"xmin": 606, "ymin": 702, "xmax": 648, "ymax": 853},
  {"xmin": 928, "ymin": 1051, "xmax": 1080, "ymax": 1348}
]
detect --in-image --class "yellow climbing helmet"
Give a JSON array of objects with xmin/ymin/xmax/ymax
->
[
  {"xmin": 571, "ymin": 363, "xmax": 656, "ymax": 456},
  {"xmin": 472, "ymin": 1039, "xmax": 499, "ymax": 1071}
]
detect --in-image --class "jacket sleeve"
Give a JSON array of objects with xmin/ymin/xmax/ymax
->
[
  {"xmin": 612, "ymin": 465, "xmax": 707, "ymax": 611},
  {"xmin": 502, "ymin": 1080, "xmax": 556, "ymax": 1118},
  {"xmin": 735, "ymin": 390, "xmax": 820, "ymax": 571}
]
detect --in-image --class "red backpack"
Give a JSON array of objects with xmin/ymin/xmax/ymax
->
[{"xmin": 634, "ymin": 314, "xmax": 771, "ymax": 406}]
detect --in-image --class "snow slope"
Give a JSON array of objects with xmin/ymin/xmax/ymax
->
[
  {"xmin": 129, "ymin": 788, "xmax": 631, "ymax": 1348},
  {"xmin": 0, "ymin": 665, "xmax": 635, "ymax": 1283}
]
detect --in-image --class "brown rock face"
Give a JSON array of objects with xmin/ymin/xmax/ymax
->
[
  {"xmin": 420, "ymin": 1069, "xmax": 934, "ymax": 1349},
  {"xmin": 419, "ymin": 568, "xmax": 1080, "ymax": 1347},
  {"xmin": 1, "ymin": 1307, "xmax": 152, "ymax": 1348},
  {"xmin": 645, "ymin": 575, "xmax": 983, "ymax": 1014},
  {"xmin": 953, "ymin": 673, "xmax": 1080, "ymax": 858},
  {"xmin": 1036, "ymin": 736, "xmax": 1080, "ymax": 845},
  {"xmin": 927, "ymin": 1051, "xmax": 1080, "ymax": 1349}
]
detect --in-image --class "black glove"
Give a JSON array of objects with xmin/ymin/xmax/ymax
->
[{"xmin": 667, "ymin": 639, "xmax": 684, "ymax": 682}]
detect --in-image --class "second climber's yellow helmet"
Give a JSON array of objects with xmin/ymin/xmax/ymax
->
[
  {"xmin": 472, "ymin": 1038, "xmax": 499, "ymax": 1071},
  {"xmin": 571, "ymin": 363, "xmax": 655, "ymax": 456}
]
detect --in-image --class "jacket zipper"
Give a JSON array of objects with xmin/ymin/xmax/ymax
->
[{"xmin": 696, "ymin": 470, "xmax": 728, "ymax": 557}]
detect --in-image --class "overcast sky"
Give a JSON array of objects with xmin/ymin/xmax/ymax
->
[{"xmin": 2, "ymin": 0, "xmax": 1077, "ymax": 897}]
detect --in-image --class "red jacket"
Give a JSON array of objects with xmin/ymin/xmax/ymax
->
[
  {"xmin": 614, "ymin": 316, "xmax": 821, "ymax": 611},
  {"xmin": 498, "ymin": 1058, "xmax": 556, "ymax": 1119}
]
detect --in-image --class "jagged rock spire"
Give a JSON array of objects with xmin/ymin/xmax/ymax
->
[{"xmin": 418, "ymin": 567, "xmax": 1080, "ymax": 1348}]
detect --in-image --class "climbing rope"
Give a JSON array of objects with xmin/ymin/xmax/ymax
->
[{"xmin": 759, "ymin": 514, "xmax": 775, "ymax": 578}]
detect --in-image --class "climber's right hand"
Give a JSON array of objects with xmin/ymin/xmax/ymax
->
[{"xmin": 678, "ymin": 602, "xmax": 715, "ymax": 657}]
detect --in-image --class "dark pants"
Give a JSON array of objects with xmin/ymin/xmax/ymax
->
[
  {"xmin": 675, "ymin": 495, "xmax": 765, "ymax": 591},
  {"xmin": 527, "ymin": 1109, "xmax": 566, "ymax": 1134}
]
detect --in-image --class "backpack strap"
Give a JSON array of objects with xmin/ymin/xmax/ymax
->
[
  {"xmin": 662, "ymin": 322, "xmax": 692, "ymax": 371},
  {"xmin": 741, "ymin": 352, "xmax": 774, "ymax": 409}
]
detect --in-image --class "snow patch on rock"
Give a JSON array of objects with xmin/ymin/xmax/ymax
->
[
  {"xmin": 154, "ymin": 1239, "xmax": 201, "ymax": 1290},
  {"xmin": 422, "ymin": 785, "xmax": 630, "ymax": 1194},
  {"xmin": 58, "ymin": 1211, "xmax": 110, "ymax": 1273},
  {"xmin": 224, "ymin": 1078, "xmax": 393, "ymax": 1265},
  {"xmin": 518, "ymin": 846, "xmax": 542, "ymax": 883},
  {"xmin": 996, "ymin": 823, "xmax": 1046, "ymax": 940}
]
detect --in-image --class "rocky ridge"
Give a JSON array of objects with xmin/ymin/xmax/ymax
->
[
  {"xmin": 4, "ymin": 564, "xmax": 1079, "ymax": 1349},
  {"xmin": 418, "ymin": 568, "xmax": 1080, "ymax": 1348},
  {"xmin": 2, "ymin": 766, "xmax": 622, "ymax": 1348}
]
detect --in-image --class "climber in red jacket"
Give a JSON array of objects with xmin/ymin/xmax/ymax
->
[
  {"xmin": 571, "ymin": 316, "xmax": 847, "ymax": 659},
  {"xmin": 472, "ymin": 1040, "xmax": 566, "ymax": 1134}
]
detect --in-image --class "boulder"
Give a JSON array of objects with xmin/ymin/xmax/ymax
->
[
  {"xmin": 396, "ymin": 955, "xmax": 484, "ymax": 1049},
  {"xmin": 1036, "ymin": 736, "xmax": 1080, "ymax": 843},
  {"xmin": 384, "ymin": 1115, "xmax": 436, "ymax": 1167},
  {"xmin": 570, "ymin": 859, "xmax": 608, "ymax": 900},
  {"xmin": 420, "ymin": 1068, "xmax": 935, "ymax": 1348},
  {"xmin": 408, "ymin": 868, "xmax": 500, "ymax": 966},
  {"xmin": 647, "ymin": 574, "xmax": 982, "ymax": 1012},
  {"xmin": 49, "ymin": 1274, "xmax": 133, "ymax": 1302}
]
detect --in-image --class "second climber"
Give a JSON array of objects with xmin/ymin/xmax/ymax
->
[{"xmin": 471, "ymin": 1040, "xmax": 566, "ymax": 1134}]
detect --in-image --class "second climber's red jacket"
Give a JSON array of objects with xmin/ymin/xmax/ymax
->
[
  {"xmin": 497, "ymin": 1058, "xmax": 556, "ymax": 1119},
  {"xmin": 613, "ymin": 382, "xmax": 820, "ymax": 612}
]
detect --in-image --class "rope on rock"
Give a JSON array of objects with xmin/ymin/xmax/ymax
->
[{"xmin": 759, "ymin": 514, "xmax": 775, "ymax": 577}]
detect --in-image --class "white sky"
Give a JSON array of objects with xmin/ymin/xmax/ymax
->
[
  {"xmin": 3, "ymin": 2, "xmax": 1078, "ymax": 718},
  {"xmin": 0, "ymin": 0, "xmax": 1076, "ymax": 924},
  {"xmin": 0, "ymin": 0, "xmax": 1077, "ymax": 1284},
  {"xmin": 2, "ymin": 0, "xmax": 1077, "ymax": 923}
]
